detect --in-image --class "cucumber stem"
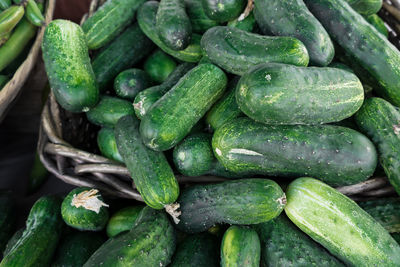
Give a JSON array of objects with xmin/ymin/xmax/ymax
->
[{"xmin": 165, "ymin": 203, "xmax": 181, "ymax": 224}]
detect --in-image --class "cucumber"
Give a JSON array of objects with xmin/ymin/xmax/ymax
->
[
  {"xmin": 97, "ymin": 127, "xmax": 123, "ymax": 163},
  {"xmin": 25, "ymin": 0, "xmax": 45, "ymax": 27},
  {"xmin": 42, "ymin": 20, "xmax": 99, "ymax": 112},
  {"xmin": 61, "ymin": 187, "xmax": 109, "ymax": 231},
  {"xmin": 81, "ymin": 0, "xmax": 146, "ymax": 49},
  {"xmin": 328, "ymin": 61, "xmax": 354, "ymax": 73},
  {"xmin": 133, "ymin": 62, "xmax": 195, "ymax": 119},
  {"xmin": 156, "ymin": 0, "xmax": 192, "ymax": 50},
  {"xmin": 285, "ymin": 177, "xmax": 400, "ymax": 266},
  {"xmin": 144, "ymin": 49, "xmax": 177, "ymax": 83},
  {"xmin": 27, "ymin": 153, "xmax": 48, "ymax": 195},
  {"xmin": 227, "ymin": 12, "xmax": 256, "ymax": 32},
  {"xmin": 212, "ymin": 117, "xmax": 377, "ymax": 186},
  {"xmin": 354, "ymin": 97, "xmax": 400, "ymax": 195},
  {"xmin": 255, "ymin": 215, "xmax": 344, "ymax": 266},
  {"xmin": 106, "ymin": 206, "xmax": 144, "ymax": 237},
  {"xmin": 254, "ymin": 0, "xmax": 334, "ymax": 66},
  {"xmin": 184, "ymin": 0, "xmax": 219, "ymax": 34},
  {"xmin": 3, "ymin": 228, "xmax": 23, "ymax": 257},
  {"xmin": 52, "ymin": 232, "xmax": 105, "ymax": 267},
  {"xmin": 0, "ymin": 5, "xmax": 24, "ymax": 37},
  {"xmin": 114, "ymin": 68, "xmax": 152, "ymax": 100},
  {"xmin": 202, "ymin": 0, "xmax": 246, "ymax": 22},
  {"xmin": 0, "ymin": 191, "xmax": 15, "ymax": 256},
  {"xmin": 176, "ymin": 178, "xmax": 286, "ymax": 233},
  {"xmin": 346, "ymin": 0, "xmax": 382, "ymax": 15},
  {"xmin": 221, "ymin": 226, "xmax": 260, "ymax": 267},
  {"xmin": 137, "ymin": 1, "xmax": 202, "ymax": 62},
  {"xmin": 236, "ymin": 63, "xmax": 364, "ymax": 125},
  {"xmin": 115, "ymin": 115, "xmax": 179, "ymax": 209},
  {"xmin": 358, "ymin": 198, "xmax": 400, "ymax": 233},
  {"xmin": 304, "ymin": 0, "xmax": 400, "ymax": 107},
  {"xmin": 0, "ymin": 0, "xmax": 10, "ymax": 10},
  {"xmin": 170, "ymin": 233, "xmax": 219, "ymax": 267},
  {"xmin": 140, "ymin": 63, "xmax": 227, "ymax": 151},
  {"xmin": 201, "ymin": 26, "xmax": 309, "ymax": 76},
  {"xmin": 0, "ymin": 196, "xmax": 63, "ymax": 267},
  {"xmin": 84, "ymin": 207, "xmax": 176, "ymax": 267},
  {"xmin": 86, "ymin": 96, "xmax": 135, "ymax": 128},
  {"xmin": 91, "ymin": 23, "xmax": 154, "ymax": 92},
  {"xmin": 365, "ymin": 14, "xmax": 388, "ymax": 37}
]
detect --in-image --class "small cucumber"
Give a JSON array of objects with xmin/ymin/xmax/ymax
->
[
  {"xmin": 0, "ymin": 5, "xmax": 24, "ymax": 36},
  {"xmin": 345, "ymin": 0, "xmax": 382, "ymax": 15},
  {"xmin": 227, "ymin": 12, "xmax": 256, "ymax": 32},
  {"xmin": 0, "ymin": 0, "xmax": 11, "ymax": 10},
  {"xmin": 184, "ymin": 0, "xmax": 219, "ymax": 34},
  {"xmin": 359, "ymin": 198, "xmax": 400, "ymax": 233},
  {"xmin": 365, "ymin": 14, "xmax": 388, "ymax": 37},
  {"xmin": 144, "ymin": 49, "xmax": 177, "ymax": 83},
  {"xmin": 0, "ymin": 191, "xmax": 15, "ymax": 256},
  {"xmin": 106, "ymin": 206, "xmax": 144, "ymax": 237},
  {"xmin": 114, "ymin": 68, "xmax": 152, "ymax": 101},
  {"xmin": 97, "ymin": 127, "xmax": 123, "ymax": 163},
  {"xmin": 202, "ymin": 0, "xmax": 246, "ymax": 22},
  {"xmin": 25, "ymin": 0, "xmax": 45, "ymax": 27}
]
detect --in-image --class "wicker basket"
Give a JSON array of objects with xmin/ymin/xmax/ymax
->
[{"xmin": 38, "ymin": 0, "xmax": 400, "ymax": 201}]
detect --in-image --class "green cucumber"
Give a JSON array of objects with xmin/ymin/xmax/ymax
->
[
  {"xmin": 81, "ymin": 0, "xmax": 146, "ymax": 50},
  {"xmin": 86, "ymin": 96, "xmax": 135, "ymax": 128},
  {"xmin": 328, "ymin": 61, "xmax": 354, "ymax": 73},
  {"xmin": 359, "ymin": 198, "xmax": 400, "ymax": 233},
  {"xmin": 25, "ymin": 0, "xmax": 45, "ymax": 27},
  {"xmin": 3, "ymin": 228, "xmax": 23, "ymax": 257},
  {"xmin": 227, "ymin": 12, "xmax": 256, "ymax": 32},
  {"xmin": 42, "ymin": 20, "xmax": 99, "ymax": 112},
  {"xmin": 91, "ymin": 23, "xmax": 154, "ymax": 92},
  {"xmin": 201, "ymin": 26, "xmax": 309, "ymax": 76},
  {"xmin": 0, "ymin": 191, "xmax": 15, "ymax": 256},
  {"xmin": 202, "ymin": 0, "xmax": 246, "ymax": 22},
  {"xmin": 144, "ymin": 49, "xmax": 177, "ymax": 83},
  {"xmin": 61, "ymin": 187, "xmax": 109, "ymax": 231},
  {"xmin": 285, "ymin": 177, "xmax": 400, "ymax": 266},
  {"xmin": 84, "ymin": 207, "xmax": 176, "ymax": 267},
  {"xmin": 212, "ymin": 117, "xmax": 377, "ymax": 186},
  {"xmin": 177, "ymin": 178, "xmax": 286, "ymax": 233},
  {"xmin": 114, "ymin": 68, "xmax": 152, "ymax": 100},
  {"xmin": 221, "ymin": 226, "xmax": 260, "ymax": 267},
  {"xmin": 0, "ymin": 0, "xmax": 10, "ymax": 10},
  {"xmin": 254, "ymin": 0, "xmax": 334, "ymax": 66},
  {"xmin": 354, "ymin": 97, "xmax": 400, "ymax": 195},
  {"xmin": 97, "ymin": 127, "xmax": 123, "ymax": 163},
  {"xmin": 345, "ymin": 0, "xmax": 382, "ymax": 15},
  {"xmin": 137, "ymin": 1, "xmax": 202, "ymax": 62},
  {"xmin": 106, "ymin": 206, "xmax": 144, "ymax": 237},
  {"xmin": 0, "ymin": 196, "xmax": 63, "ymax": 267},
  {"xmin": 304, "ymin": 0, "xmax": 400, "ymax": 106},
  {"xmin": 365, "ymin": 14, "xmax": 388, "ymax": 37},
  {"xmin": 115, "ymin": 115, "xmax": 179, "ymax": 209},
  {"xmin": 140, "ymin": 63, "xmax": 227, "ymax": 151},
  {"xmin": 184, "ymin": 0, "xmax": 219, "ymax": 33},
  {"xmin": 27, "ymin": 153, "xmax": 48, "ymax": 194},
  {"xmin": 236, "ymin": 63, "xmax": 364, "ymax": 125}
]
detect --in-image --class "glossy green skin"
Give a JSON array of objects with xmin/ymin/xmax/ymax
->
[
  {"xmin": 221, "ymin": 226, "xmax": 260, "ymax": 267},
  {"xmin": 355, "ymin": 97, "xmax": 400, "ymax": 195},
  {"xmin": 202, "ymin": 0, "xmax": 246, "ymax": 22},
  {"xmin": 0, "ymin": 191, "xmax": 15, "ymax": 255},
  {"xmin": 227, "ymin": 12, "xmax": 256, "ymax": 32},
  {"xmin": 346, "ymin": 0, "xmax": 382, "ymax": 15},
  {"xmin": 236, "ymin": 63, "xmax": 364, "ymax": 125},
  {"xmin": 212, "ymin": 117, "xmax": 377, "ymax": 186},
  {"xmin": 97, "ymin": 127, "xmax": 123, "ymax": 163},
  {"xmin": 0, "ymin": 5, "xmax": 24, "ymax": 35},
  {"xmin": 304, "ymin": 0, "xmax": 400, "ymax": 107},
  {"xmin": 52, "ymin": 232, "xmax": 105, "ymax": 267},
  {"xmin": 134, "ymin": 62, "xmax": 195, "ymax": 119},
  {"xmin": 86, "ymin": 96, "xmax": 135, "ymax": 128},
  {"xmin": 0, "ymin": 196, "xmax": 63, "ymax": 267},
  {"xmin": 184, "ymin": 0, "xmax": 219, "ymax": 33},
  {"xmin": 285, "ymin": 177, "xmax": 400, "ymax": 266},
  {"xmin": 137, "ymin": 1, "xmax": 202, "ymax": 62},
  {"xmin": 42, "ymin": 20, "xmax": 99, "ymax": 112},
  {"xmin": 61, "ymin": 187, "xmax": 109, "ymax": 231},
  {"xmin": 359, "ymin": 198, "xmax": 400, "ymax": 233},
  {"xmin": 25, "ymin": 0, "xmax": 45, "ymax": 27},
  {"xmin": 177, "ymin": 179, "xmax": 286, "ymax": 233},
  {"xmin": 106, "ymin": 206, "xmax": 143, "ymax": 237},
  {"xmin": 144, "ymin": 50, "xmax": 177, "ymax": 83},
  {"xmin": 365, "ymin": 14, "xmax": 388, "ymax": 37},
  {"xmin": 140, "ymin": 63, "xmax": 227, "ymax": 151},
  {"xmin": 27, "ymin": 153, "xmax": 48, "ymax": 194},
  {"xmin": 170, "ymin": 233, "xmax": 218, "ymax": 267},
  {"xmin": 255, "ymin": 215, "xmax": 344, "ymax": 267},
  {"xmin": 84, "ymin": 207, "xmax": 176, "ymax": 267},
  {"xmin": 81, "ymin": 0, "xmax": 146, "ymax": 50},
  {"xmin": 114, "ymin": 68, "xmax": 152, "ymax": 100},
  {"xmin": 254, "ymin": 0, "xmax": 334, "ymax": 66},
  {"xmin": 115, "ymin": 115, "xmax": 179, "ymax": 209},
  {"xmin": 92, "ymin": 23, "xmax": 153, "ymax": 91},
  {"xmin": 201, "ymin": 26, "xmax": 309, "ymax": 76},
  {"xmin": 0, "ymin": 0, "xmax": 11, "ymax": 10},
  {"xmin": 3, "ymin": 228, "xmax": 23, "ymax": 257},
  {"xmin": 156, "ymin": 0, "xmax": 192, "ymax": 50}
]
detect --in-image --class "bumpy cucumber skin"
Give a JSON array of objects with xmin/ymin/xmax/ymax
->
[
  {"xmin": 140, "ymin": 63, "xmax": 227, "ymax": 151},
  {"xmin": 0, "ymin": 191, "xmax": 15, "ymax": 255},
  {"xmin": 82, "ymin": 0, "xmax": 146, "ymax": 50},
  {"xmin": 97, "ymin": 127, "xmax": 123, "ymax": 163},
  {"xmin": 359, "ymin": 198, "xmax": 400, "ymax": 233},
  {"xmin": 285, "ymin": 177, "xmax": 400, "ymax": 266},
  {"xmin": 236, "ymin": 63, "xmax": 364, "ymax": 125},
  {"xmin": 184, "ymin": 0, "xmax": 219, "ymax": 33},
  {"xmin": 346, "ymin": 0, "xmax": 382, "ymax": 15},
  {"xmin": 304, "ymin": 0, "xmax": 400, "ymax": 107},
  {"xmin": 42, "ymin": 20, "xmax": 99, "ymax": 112},
  {"xmin": 365, "ymin": 14, "xmax": 388, "ymax": 37},
  {"xmin": 92, "ymin": 23, "xmax": 154, "ymax": 91},
  {"xmin": 137, "ymin": 1, "xmax": 202, "ymax": 62},
  {"xmin": 221, "ymin": 226, "xmax": 260, "ymax": 267},
  {"xmin": 170, "ymin": 233, "xmax": 219, "ymax": 267},
  {"xmin": 106, "ymin": 206, "xmax": 144, "ymax": 237},
  {"xmin": 212, "ymin": 117, "xmax": 377, "ymax": 186},
  {"xmin": 201, "ymin": 26, "xmax": 309, "ymax": 76},
  {"xmin": 177, "ymin": 178, "xmax": 286, "ymax": 233},
  {"xmin": 84, "ymin": 207, "xmax": 176, "ymax": 267},
  {"xmin": 115, "ymin": 115, "xmax": 179, "ymax": 209},
  {"xmin": 202, "ymin": 0, "xmax": 246, "ymax": 22},
  {"xmin": 227, "ymin": 12, "xmax": 256, "ymax": 32},
  {"xmin": 86, "ymin": 96, "xmax": 135, "ymax": 128},
  {"xmin": 254, "ymin": 0, "xmax": 334, "ymax": 66},
  {"xmin": 144, "ymin": 50, "xmax": 177, "ymax": 83},
  {"xmin": 114, "ymin": 68, "xmax": 152, "ymax": 100},
  {"xmin": 61, "ymin": 187, "xmax": 109, "ymax": 231},
  {"xmin": 255, "ymin": 215, "xmax": 344, "ymax": 267},
  {"xmin": 355, "ymin": 97, "xmax": 400, "ymax": 195}
]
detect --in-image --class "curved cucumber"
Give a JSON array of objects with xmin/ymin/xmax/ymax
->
[
  {"xmin": 346, "ymin": 0, "xmax": 382, "ymax": 15},
  {"xmin": 106, "ymin": 206, "xmax": 144, "ymax": 237},
  {"xmin": 144, "ymin": 49, "xmax": 177, "ymax": 83},
  {"xmin": 202, "ymin": 0, "xmax": 246, "ymax": 22},
  {"xmin": 0, "ymin": 191, "xmax": 15, "ymax": 256},
  {"xmin": 114, "ymin": 68, "xmax": 152, "ymax": 100},
  {"xmin": 359, "ymin": 198, "xmax": 400, "ymax": 233},
  {"xmin": 227, "ymin": 11, "xmax": 256, "ymax": 32},
  {"xmin": 0, "ymin": 5, "xmax": 24, "ymax": 36},
  {"xmin": 97, "ymin": 128, "xmax": 123, "ymax": 163},
  {"xmin": 365, "ymin": 14, "xmax": 388, "ymax": 37},
  {"xmin": 25, "ymin": 0, "xmax": 45, "ymax": 27},
  {"xmin": 184, "ymin": 0, "xmax": 219, "ymax": 34}
]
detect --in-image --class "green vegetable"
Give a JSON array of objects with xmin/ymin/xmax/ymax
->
[
  {"xmin": 365, "ymin": 14, "xmax": 388, "ymax": 37},
  {"xmin": 0, "ymin": 5, "xmax": 24, "ymax": 37},
  {"xmin": 114, "ymin": 68, "xmax": 152, "ymax": 100},
  {"xmin": 27, "ymin": 153, "xmax": 48, "ymax": 194},
  {"xmin": 0, "ymin": 0, "xmax": 11, "ymax": 10},
  {"xmin": 328, "ymin": 61, "xmax": 354, "ymax": 73},
  {"xmin": 144, "ymin": 49, "xmax": 177, "ymax": 83},
  {"xmin": 202, "ymin": 0, "xmax": 246, "ymax": 22},
  {"xmin": 97, "ymin": 127, "xmax": 123, "ymax": 163},
  {"xmin": 359, "ymin": 198, "xmax": 400, "ymax": 233},
  {"xmin": 184, "ymin": 0, "xmax": 219, "ymax": 33},
  {"xmin": 25, "ymin": 0, "xmax": 45, "ymax": 27},
  {"xmin": 106, "ymin": 206, "xmax": 144, "ymax": 237},
  {"xmin": 227, "ymin": 12, "xmax": 256, "ymax": 32},
  {"xmin": 3, "ymin": 228, "xmax": 23, "ymax": 257},
  {"xmin": 0, "ymin": 191, "xmax": 15, "ymax": 256},
  {"xmin": 345, "ymin": 0, "xmax": 382, "ymax": 15}
]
